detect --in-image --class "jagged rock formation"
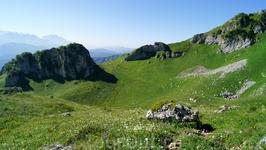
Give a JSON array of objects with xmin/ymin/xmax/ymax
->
[
  {"xmin": 190, "ymin": 10, "xmax": 266, "ymax": 53},
  {"xmin": 146, "ymin": 103, "xmax": 199, "ymax": 122},
  {"xmin": 124, "ymin": 42, "xmax": 183, "ymax": 61},
  {"xmin": 124, "ymin": 42, "xmax": 169, "ymax": 61},
  {"xmin": 0, "ymin": 43, "xmax": 96, "ymax": 87}
]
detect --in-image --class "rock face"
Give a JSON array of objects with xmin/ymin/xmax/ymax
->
[
  {"xmin": 0, "ymin": 43, "xmax": 96, "ymax": 87},
  {"xmin": 190, "ymin": 11, "xmax": 266, "ymax": 53},
  {"xmin": 146, "ymin": 103, "xmax": 199, "ymax": 122},
  {"xmin": 191, "ymin": 33, "xmax": 255, "ymax": 54},
  {"xmin": 221, "ymin": 36, "xmax": 255, "ymax": 53}
]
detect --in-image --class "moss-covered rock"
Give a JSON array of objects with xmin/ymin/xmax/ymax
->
[{"xmin": 0, "ymin": 43, "xmax": 96, "ymax": 87}]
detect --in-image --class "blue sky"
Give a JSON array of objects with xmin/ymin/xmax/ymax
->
[{"xmin": 1, "ymin": 0, "xmax": 266, "ymax": 49}]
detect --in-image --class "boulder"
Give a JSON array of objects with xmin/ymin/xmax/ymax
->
[
  {"xmin": 220, "ymin": 91, "xmax": 238, "ymax": 100},
  {"xmin": 189, "ymin": 98, "xmax": 197, "ymax": 103},
  {"xmin": 168, "ymin": 140, "xmax": 182, "ymax": 150},
  {"xmin": 255, "ymin": 136, "xmax": 266, "ymax": 149},
  {"xmin": 146, "ymin": 103, "xmax": 199, "ymax": 122},
  {"xmin": 171, "ymin": 53, "xmax": 182, "ymax": 58},
  {"xmin": 214, "ymin": 105, "xmax": 232, "ymax": 113}
]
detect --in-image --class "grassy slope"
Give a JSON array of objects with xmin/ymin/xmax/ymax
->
[{"xmin": 1, "ymin": 91, "xmax": 266, "ymax": 149}]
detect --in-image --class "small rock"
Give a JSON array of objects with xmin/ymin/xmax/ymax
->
[
  {"xmin": 49, "ymin": 95, "xmax": 54, "ymax": 98},
  {"xmin": 147, "ymin": 61, "xmax": 150, "ymax": 64},
  {"xmin": 59, "ymin": 112, "xmax": 71, "ymax": 117},
  {"xmin": 168, "ymin": 140, "xmax": 182, "ymax": 150},
  {"xmin": 242, "ymin": 141, "xmax": 248, "ymax": 146},
  {"xmin": 49, "ymin": 115, "xmax": 55, "ymax": 118}
]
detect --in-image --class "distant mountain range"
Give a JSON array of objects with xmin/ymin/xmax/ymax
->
[
  {"xmin": 0, "ymin": 30, "xmax": 72, "ymax": 69},
  {"xmin": 0, "ymin": 30, "xmax": 135, "ymax": 68},
  {"xmin": 93, "ymin": 53, "xmax": 127, "ymax": 64}
]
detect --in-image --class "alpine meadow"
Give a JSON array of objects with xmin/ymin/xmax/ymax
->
[{"xmin": 1, "ymin": 9, "xmax": 266, "ymax": 150}]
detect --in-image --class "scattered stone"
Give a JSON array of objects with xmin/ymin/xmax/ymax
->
[
  {"xmin": 242, "ymin": 141, "xmax": 248, "ymax": 146},
  {"xmin": 41, "ymin": 144, "xmax": 74, "ymax": 150},
  {"xmin": 147, "ymin": 61, "xmax": 150, "ymax": 64},
  {"xmin": 168, "ymin": 140, "xmax": 182, "ymax": 150},
  {"xmin": 215, "ymin": 105, "xmax": 232, "ymax": 113},
  {"xmin": 146, "ymin": 104, "xmax": 199, "ymax": 122},
  {"xmin": 255, "ymin": 136, "xmax": 266, "ymax": 149},
  {"xmin": 49, "ymin": 95, "xmax": 54, "ymax": 98},
  {"xmin": 189, "ymin": 98, "xmax": 197, "ymax": 103},
  {"xmin": 220, "ymin": 91, "xmax": 238, "ymax": 100},
  {"xmin": 0, "ymin": 89, "xmax": 3, "ymax": 92},
  {"xmin": 229, "ymin": 146, "xmax": 241, "ymax": 150},
  {"xmin": 59, "ymin": 112, "xmax": 71, "ymax": 117},
  {"xmin": 49, "ymin": 115, "xmax": 55, "ymax": 118}
]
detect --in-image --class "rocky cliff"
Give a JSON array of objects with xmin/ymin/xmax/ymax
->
[
  {"xmin": 190, "ymin": 10, "xmax": 266, "ymax": 53},
  {"xmin": 0, "ymin": 43, "xmax": 96, "ymax": 87}
]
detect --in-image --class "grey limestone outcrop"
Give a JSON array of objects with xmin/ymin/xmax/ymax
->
[
  {"xmin": 146, "ymin": 103, "xmax": 199, "ymax": 122},
  {"xmin": 124, "ymin": 42, "xmax": 170, "ymax": 61},
  {"xmin": 190, "ymin": 10, "xmax": 266, "ymax": 53}
]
